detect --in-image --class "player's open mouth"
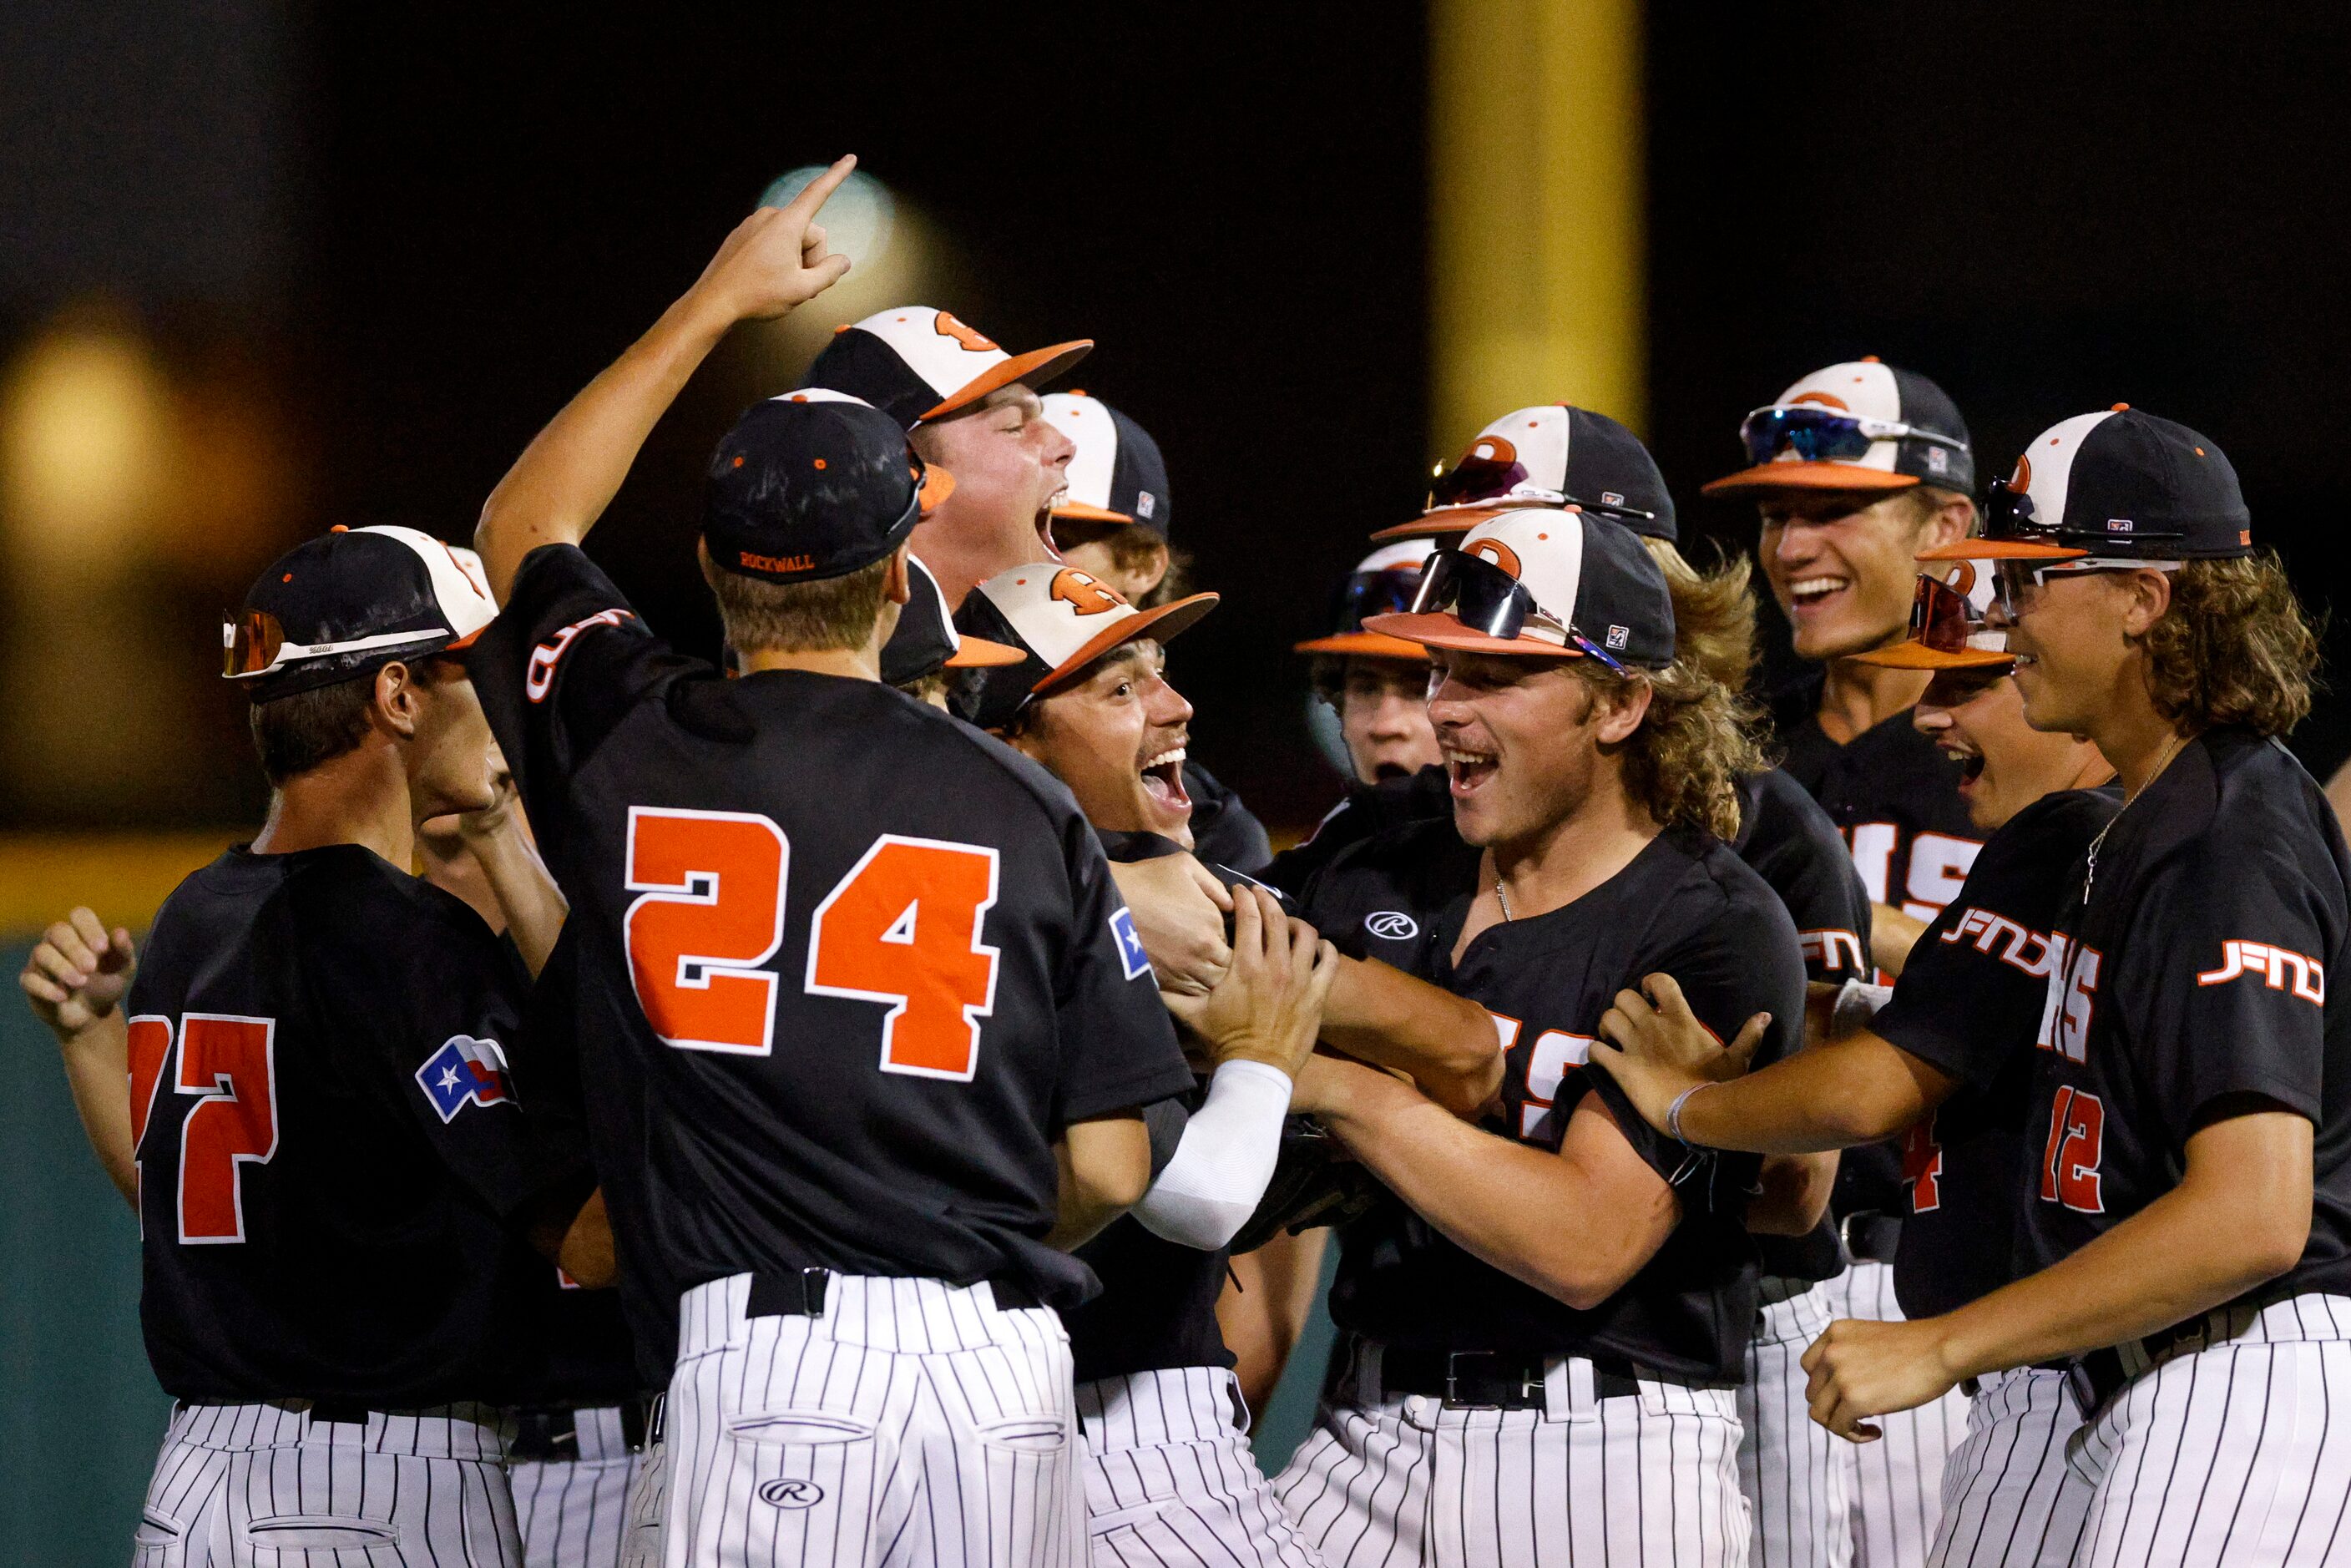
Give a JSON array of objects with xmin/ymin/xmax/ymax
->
[
  {"xmin": 1140, "ymin": 747, "xmax": 1190, "ymax": 812},
  {"xmin": 1786, "ymin": 574, "xmax": 1850, "ymax": 615},
  {"xmin": 1939, "ymin": 739, "xmax": 1988, "ymax": 790},
  {"xmin": 1444, "ymin": 746, "xmax": 1498, "ymax": 796}
]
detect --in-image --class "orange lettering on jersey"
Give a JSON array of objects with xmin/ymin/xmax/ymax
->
[
  {"xmin": 807, "ymin": 836, "xmax": 1000, "ymax": 1080},
  {"xmin": 528, "ymin": 608, "xmax": 637, "ymax": 703},
  {"xmin": 1049, "ymin": 569, "xmax": 1126, "ymax": 617},
  {"xmin": 174, "ymin": 1014, "xmax": 279, "ymax": 1243},
  {"xmin": 624, "ymin": 808, "xmax": 789, "ymax": 1055},
  {"xmin": 933, "ymin": 311, "xmax": 999, "ymax": 354}
]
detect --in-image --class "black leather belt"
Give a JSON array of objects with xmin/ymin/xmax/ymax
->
[
  {"xmin": 2067, "ymin": 1316, "xmax": 2217, "ymax": 1415},
  {"xmin": 746, "ymin": 1267, "xmax": 1041, "ymax": 1318},
  {"xmin": 508, "ymin": 1396, "xmax": 654, "ymax": 1463},
  {"xmin": 1380, "ymin": 1347, "xmax": 1643, "ymax": 1409},
  {"xmin": 1840, "ymin": 1210, "xmax": 1904, "ymax": 1266}
]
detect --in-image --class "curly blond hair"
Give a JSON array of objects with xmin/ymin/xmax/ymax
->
[
  {"xmin": 1582, "ymin": 655, "xmax": 1768, "ymax": 840},
  {"xmin": 1642, "ymin": 537, "xmax": 1760, "ymax": 696},
  {"xmin": 2142, "ymin": 552, "xmax": 2321, "ymax": 738}
]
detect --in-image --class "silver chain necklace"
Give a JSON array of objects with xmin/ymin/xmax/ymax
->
[
  {"xmin": 1494, "ymin": 880, "xmax": 1515, "ymax": 922},
  {"xmin": 2084, "ymin": 729, "xmax": 2192, "ymax": 901}
]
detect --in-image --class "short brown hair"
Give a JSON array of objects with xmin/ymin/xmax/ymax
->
[
  {"xmin": 705, "ymin": 554, "xmax": 893, "ymax": 657},
  {"xmin": 1643, "ymin": 539, "xmax": 1759, "ymax": 695},
  {"xmin": 1581, "ymin": 656, "xmax": 1767, "ymax": 841},
  {"xmin": 250, "ymin": 675, "xmax": 374, "ymax": 785},
  {"xmin": 2142, "ymin": 552, "xmax": 2321, "ymax": 738}
]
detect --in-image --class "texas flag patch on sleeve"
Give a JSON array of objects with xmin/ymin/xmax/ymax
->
[
  {"xmin": 1110, "ymin": 907, "xmax": 1151, "ymax": 981},
  {"xmin": 417, "ymin": 1034, "xmax": 515, "ymax": 1121}
]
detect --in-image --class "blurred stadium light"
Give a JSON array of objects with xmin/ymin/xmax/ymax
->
[
  {"xmin": 747, "ymin": 167, "xmax": 948, "ymax": 387},
  {"xmin": 0, "ymin": 316, "xmax": 169, "ymax": 588},
  {"xmin": 1428, "ymin": 0, "xmax": 1646, "ymax": 451}
]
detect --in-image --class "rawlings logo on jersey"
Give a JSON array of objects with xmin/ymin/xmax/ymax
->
[
  {"xmin": 1109, "ymin": 907, "xmax": 1151, "ymax": 981},
  {"xmin": 417, "ymin": 1034, "xmax": 514, "ymax": 1122},
  {"xmin": 1364, "ymin": 910, "xmax": 1419, "ymax": 941},
  {"xmin": 527, "ymin": 608, "xmax": 637, "ymax": 702},
  {"xmin": 2197, "ymin": 939, "xmax": 2326, "ymax": 1004}
]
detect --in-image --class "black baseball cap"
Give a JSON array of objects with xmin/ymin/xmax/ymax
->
[
  {"xmin": 1367, "ymin": 508, "xmax": 1676, "ymax": 671},
  {"xmin": 1376, "ymin": 403, "xmax": 1677, "ymax": 543},
  {"xmin": 1921, "ymin": 406, "xmax": 2252, "ymax": 564},
  {"xmin": 702, "ymin": 389, "xmax": 953, "ymax": 584},
  {"xmin": 802, "ymin": 306, "xmax": 1090, "ymax": 429},
  {"xmin": 1704, "ymin": 357, "xmax": 1974, "ymax": 498},
  {"xmin": 1293, "ymin": 539, "xmax": 1434, "ymax": 660},
  {"xmin": 952, "ymin": 564, "xmax": 1217, "ymax": 730},
  {"xmin": 880, "ymin": 554, "xmax": 1024, "ymax": 687},
  {"xmin": 225, "ymin": 526, "xmax": 500, "ymax": 701},
  {"xmin": 1041, "ymin": 392, "xmax": 1173, "ymax": 539}
]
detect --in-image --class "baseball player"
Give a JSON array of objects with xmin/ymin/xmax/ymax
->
[
  {"xmin": 1797, "ymin": 409, "xmax": 2347, "ymax": 1568},
  {"xmin": 19, "ymin": 525, "xmax": 612, "ymax": 1566},
  {"xmin": 882, "ymin": 552, "xmax": 1026, "ymax": 706},
  {"xmin": 1039, "ymin": 389, "xmax": 1189, "ymax": 608},
  {"xmin": 1589, "ymin": 558, "xmax": 2117, "ymax": 1566},
  {"xmin": 806, "ymin": 330, "xmax": 1272, "ymax": 878},
  {"xmin": 468, "ymin": 162, "xmax": 1197, "ymax": 1566},
  {"xmin": 1332, "ymin": 402, "xmax": 1868, "ymax": 1566},
  {"xmin": 951, "ymin": 564, "xmax": 1341, "ymax": 1566},
  {"xmin": 801, "ymin": 300, "xmax": 1085, "ymax": 606},
  {"xmin": 1295, "ymin": 539, "xmax": 1443, "ymax": 786},
  {"xmin": 1268, "ymin": 508, "xmax": 1815, "ymax": 1566},
  {"xmin": 1705, "ymin": 361, "xmax": 1986, "ymax": 1566}
]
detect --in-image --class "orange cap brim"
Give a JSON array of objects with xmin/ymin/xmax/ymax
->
[
  {"xmin": 1291, "ymin": 630, "xmax": 1432, "ymax": 660},
  {"xmin": 1361, "ymin": 612, "xmax": 1585, "ymax": 658},
  {"xmin": 944, "ymin": 633, "xmax": 1027, "ymax": 669},
  {"xmin": 922, "ymin": 341, "xmax": 1094, "ymax": 422},
  {"xmin": 1846, "ymin": 641, "xmax": 2015, "ymax": 670},
  {"xmin": 1915, "ymin": 539, "xmax": 2088, "ymax": 561},
  {"xmin": 1366, "ymin": 506, "xmax": 1520, "ymax": 544},
  {"xmin": 1700, "ymin": 461, "xmax": 1920, "ymax": 497},
  {"xmin": 1034, "ymin": 593, "xmax": 1221, "ymax": 695},
  {"xmin": 1049, "ymin": 499, "xmax": 1136, "ymax": 525}
]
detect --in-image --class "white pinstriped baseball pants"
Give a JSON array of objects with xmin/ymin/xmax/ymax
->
[
  {"xmin": 1742, "ymin": 1280, "xmax": 1854, "ymax": 1568},
  {"xmin": 660, "ymin": 1272, "xmax": 1084, "ymax": 1568},
  {"xmin": 1825, "ymin": 1262, "xmax": 1969, "ymax": 1568},
  {"xmin": 1925, "ymin": 1367, "xmax": 2087, "ymax": 1568},
  {"xmin": 1270, "ymin": 1340, "xmax": 1751, "ymax": 1566},
  {"xmin": 513, "ymin": 1404, "xmax": 650, "ymax": 1568},
  {"xmin": 1078, "ymin": 1366, "xmax": 1325, "ymax": 1566},
  {"xmin": 130, "ymin": 1399, "xmax": 521, "ymax": 1565},
  {"xmin": 2067, "ymin": 1294, "xmax": 2351, "ymax": 1567}
]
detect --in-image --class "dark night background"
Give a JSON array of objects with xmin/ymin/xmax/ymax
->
[{"xmin": 8, "ymin": 4, "xmax": 2351, "ymax": 832}]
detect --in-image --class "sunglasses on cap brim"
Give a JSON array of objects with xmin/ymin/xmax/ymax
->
[
  {"xmin": 1425, "ymin": 454, "xmax": 1661, "ymax": 529},
  {"xmin": 1849, "ymin": 572, "xmax": 2012, "ymax": 670},
  {"xmin": 1989, "ymin": 555, "xmax": 2181, "ymax": 615},
  {"xmin": 1405, "ymin": 549, "xmax": 1629, "ymax": 673},
  {"xmin": 1738, "ymin": 405, "xmax": 1969, "ymax": 468},
  {"xmin": 223, "ymin": 610, "xmax": 455, "ymax": 681}
]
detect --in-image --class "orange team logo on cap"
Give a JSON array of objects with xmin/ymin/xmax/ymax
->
[
  {"xmin": 1464, "ymin": 538, "xmax": 1524, "ymax": 579},
  {"xmin": 1461, "ymin": 433, "xmax": 1518, "ymax": 465},
  {"xmin": 1049, "ymin": 568, "xmax": 1126, "ymax": 615},
  {"xmin": 1791, "ymin": 391, "xmax": 1850, "ymax": 410},
  {"xmin": 2011, "ymin": 454, "xmax": 2033, "ymax": 492},
  {"xmin": 933, "ymin": 311, "xmax": 999, "ymax": 354}
]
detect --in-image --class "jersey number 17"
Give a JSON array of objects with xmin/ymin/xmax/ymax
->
[{"xmin": 623, "ymin": 807, "xmax": 1000, "ymax": 1081}]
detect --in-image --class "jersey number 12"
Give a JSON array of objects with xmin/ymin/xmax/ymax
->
[{"xmin": 624, "ymin": 807, "xmax": 1000, "ymax": 1080}]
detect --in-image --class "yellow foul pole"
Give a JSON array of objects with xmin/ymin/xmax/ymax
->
[{"xmin": 1428, "ymin": 0, "xmax": 1646, "ymax": 456}]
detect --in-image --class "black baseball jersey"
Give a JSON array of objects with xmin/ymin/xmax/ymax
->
[
  {"xmin": 1772, "ymin": 673, "xmax": 1984, "ymax": 1217},
  {"xmin": 1734, "ymin": 766, "xmax": 1875, "ymax": 1283},
  {"xmin": 1186, "ymin": 761, "xmax": 1272, "ymax": 877},
  {"xmin": 1865, "ymin": 788, "xmax": 2120, "ymax": 1320},
  {"xmin": 1264, "ymin": 765, "xmax": 1455, "ymax": 897},
  {"xmin": 1302, "ymin": 818, "xmax": 1807, "ymax": 1384},
  {"xmin": 471, "ymin": 544, "xmax": 1193, "ymax": 1313},
  {"xmin": 126, "ymin": 847, "xmax": 594, "ymax": 1405},
  {"xmin": 2019, "ymin": 729, "xmax": 2351, "ymax": 1306}
]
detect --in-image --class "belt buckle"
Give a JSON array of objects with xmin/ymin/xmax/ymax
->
[{"xmin": 1443, "ymin": 1349, "xmax": 1494, "ymax": 1407}]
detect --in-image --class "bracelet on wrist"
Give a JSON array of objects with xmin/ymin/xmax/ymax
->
[{"xmin": 1666, "ymin": 1082, "xmax": 1708, "ymax": 1146}]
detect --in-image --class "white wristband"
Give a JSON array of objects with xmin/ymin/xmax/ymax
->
[
  {"xmin": 1832, "ymin": 979, "xmax": 1894, "ymax": 1038},
  {"xmin": 1666, "ymin": 1082, "xmax": 1708, "ymax": 1146}
]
